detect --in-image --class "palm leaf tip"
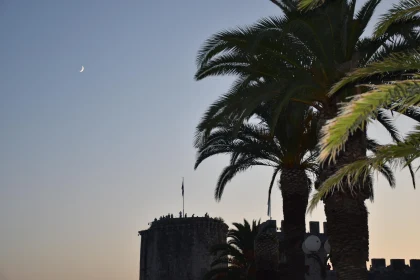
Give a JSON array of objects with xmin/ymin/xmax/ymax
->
[
  {"xmin": 318, "ymin": 116, "xmax": 353, "ymax": 164},
  {"xmin": 297, "ymin": 0, "xmax": 325, "ymax": 10},
  {"xmin": 307, "ymin": 191, "xmax": 322, "ymax": 214}
]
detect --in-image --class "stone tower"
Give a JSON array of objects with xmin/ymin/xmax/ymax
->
[{"xmin": 138, "ymin": 216, "xmax": 228, "ymax": 280}]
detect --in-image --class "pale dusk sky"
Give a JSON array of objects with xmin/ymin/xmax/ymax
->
[{"xmin": 1, "ymin": 1, "xmax": 419, "ymax": 280}]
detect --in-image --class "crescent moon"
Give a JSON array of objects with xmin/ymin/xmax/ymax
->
[{"xmin": 80, "ymin": 66, "xmax": 84, "ymax": 73}]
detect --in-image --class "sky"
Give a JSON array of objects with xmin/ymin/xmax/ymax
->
[{"xmin": 1, "ymin": 0, "xmax": 419, "ymax": 280}]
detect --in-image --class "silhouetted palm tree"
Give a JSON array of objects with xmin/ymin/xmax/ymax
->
[
  {"xmin": 204, "ymin": 219, "xmax": 261, "ymax": 280},
  {"xmin": 194, "ymin": 1, "xmax": 419, "ymax": 278},
  {"xmin": 303, "ymin": 0, "xmax": 420, "ymax": 208},
  {"xmin": 196, "ymin": 103, "xmax": 318, "ymax": 280},
  {"xmin": 196, "ymin": 102, "xmax": 395, "ymax": 279}
]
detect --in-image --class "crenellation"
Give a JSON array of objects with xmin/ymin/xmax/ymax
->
[
  {"xmin": 148, "ymin": 215, "xmax": 226, "ymax": 228},
  {"xmin": 295, "ymin": 221, "xmax": 420, "ymax": 279},
  {"xmin": 140, "ymin": 218, "xmax": 418, "ymax": 280}
]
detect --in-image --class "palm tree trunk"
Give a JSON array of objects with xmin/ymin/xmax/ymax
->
[
  {"xmin": 317, "ymin": 125, "xmax": 371, "ymax": 280},
  {"xmin": 279, "ymin": 168, "xmax": 310, "ymax": 280}
]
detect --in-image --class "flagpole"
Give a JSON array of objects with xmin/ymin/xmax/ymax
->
[{"xmin": 182, "ymin": 177, "xmax": 185, "ymax": 217}]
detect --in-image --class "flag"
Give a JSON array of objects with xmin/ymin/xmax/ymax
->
[
  {"xmin": 182, "ymin": 178, "xmax": 184, "ymax": 197},
  {"xmin": 267, "ymin": 194, "xmax": 271, "ymax": 217}
]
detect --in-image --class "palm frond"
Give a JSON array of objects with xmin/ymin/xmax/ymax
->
[
  {"xmin": 309, "ymin": 135, "xmax": 420, "ymax": 212},
  {"xmin": 390, "ymin": 105, "xmax": 420, "ymax": 122},
  {"xmin": 376, "ymin": 109, "xmax": 402, "ymax": 142},
  {"xmin": 367, "ymin": 138, "xmax": 381, "ymax": 153},
  {"xmin": 215, "ymin": 157, "xmax": 273, "ymax": 201},
  {"xmin": 195, "ymin": 53, "xmax": 253, "ymax": 79},
  {"xmin": 367, "ymin": 138, "xmax": 396, "ymax": 190},
  {"xmin": 377, "ymin": 163, "xmax": 396, "ymax": 189},
  {"xmin": 194, "ymin": 80, "xmax": 288, "ymax": 143},
  {"xmin": 267, "ymin": 168, "xmax": 280, "ymax": 217},
  {"xmin": 281, "ymin": 17, "xmax": 330, "ymax": 64},
  {"xmin": 196, "ymin": 26, "xmax": 258, "ymax": 69},
  {"xmin": 374, "ymin": 0, "xmax": 420, "ymax": 38},
  {"xmin": 365, "ymin": 29, "xmax": 420, "ymax": 65},
  {"xmin": 319, "ymin": 76, "xmax": 420, "ymax": 163},
  {"xmin": 271, "ymin": 0, "xmax": 298, "ymax": 14},
  {"xmin": 194, "ymin": 122, "xmax": 277, "ymax": 170},
  {"xmin": 308, "ymin": 160, "xmax": 373, "ymax": 213},
  {"xmin": 328, "ymin": 50, "xmax": 420, "ymax": 96},
  {"xmin": 376, "ymin": 109, "xmax": 418, "ymax": 187},
  {"xmin": 298, "ymin": 0, "xmax": 325, "ymax": 11},
  {"xmin": 355, "ymin": 0, "xmax": 383, "ymax": 35},
  {"xmin": 329, "ymin": 49, "xmax": 420, "ymax": 96}
]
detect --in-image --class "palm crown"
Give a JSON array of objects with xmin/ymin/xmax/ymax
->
[
  {"xmin": 195, "ymin": 0, "xmax": 420, "ymax": 141},
  {"xmin": 195, "ymin": 103, "xmax": 319, "ymax": 202}
]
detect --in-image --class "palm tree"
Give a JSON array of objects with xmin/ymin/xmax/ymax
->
[
  {"xmin": 305, "ymin": 0, "xmax": 420, "ymax": 206},
  {"xmin": 194, "ymin": 1, "xmax": 420, "ymax": 278},
  {"xmin": 196, "ymin": 103, "xmax": 319, "ymax": 280},
  {"xmin": 204, "ymin": 219, "xmax": 261, "ymax": 280},
  {"xmin": 195, "ymin": 101, "xmax": 395, "ymax": 279}
]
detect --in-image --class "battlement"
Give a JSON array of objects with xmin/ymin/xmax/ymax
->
[
  {"xmin": 146, "ymin": 216, "xmax": 227, "ymax": 230},
  {"xmin": 370, "ymin": 258, "xmax": 420, "ymax": 271},
  {"xmin": 277, "ymin": 220, "xmax": 327, "ymax": 234}
]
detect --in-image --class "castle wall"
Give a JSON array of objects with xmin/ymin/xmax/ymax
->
[{"xmin": 139, "ymin": 217, "xmax": 228, "ymax": 280}]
